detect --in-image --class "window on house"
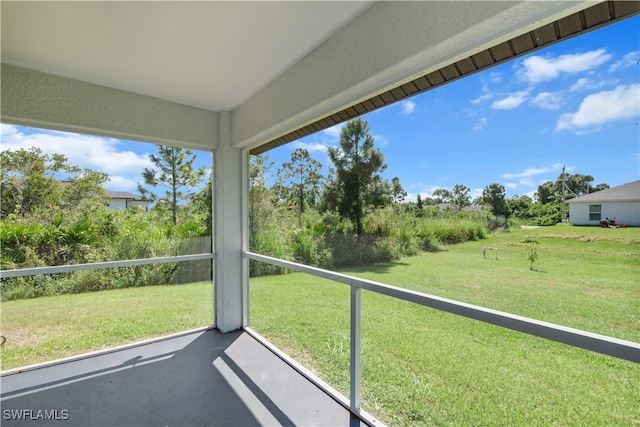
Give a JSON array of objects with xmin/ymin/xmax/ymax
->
[{"xmin": 589, "ymin": 205, "xmax": 602, "ymax": 221}]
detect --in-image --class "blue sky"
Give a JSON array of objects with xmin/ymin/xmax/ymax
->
[
  {"xmin": 275, "ymin": 15, "xmax": 640, "ymax": 202},
  {"xmin": 1, "ymin": 16, "xmax": 638, "ymax": 202}
]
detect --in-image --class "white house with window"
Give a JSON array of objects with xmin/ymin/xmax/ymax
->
[{"xmin": 567, "ymin": 180, "xmax": 640, "ymax": 226}]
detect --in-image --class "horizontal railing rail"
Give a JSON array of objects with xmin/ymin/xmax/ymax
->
[
  {"xmin": 246, "ymin": 251, "xmax": 640, "ymax": 422},
  {"xmin": 246, "ymin": 251, "xmax": 638, "ymax": 362},
  {"xmin": 0, "ymin": 253, "xmax": 214, "ymax": 278}
]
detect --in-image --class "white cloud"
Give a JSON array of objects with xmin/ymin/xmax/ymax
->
[
  {"xmin": 608, "ymin": 50, "xmax": 640, "ymax": 72},
  {"xmin": 293, "ymin": 123, "xmax": 347, "ymax": 155},
  {"xmin": 399, "ymin": 100, "xmax": 416, "ymax": 115},
  {"xmin": 405, "ymin": 182, "xmax": 442, "ymax": 202},
  {"xmin": 517, "ymin": 49, "xmax": 612, "ymax": 84},
  {"xmin": 322, "ymin": 124, "xmax": 345, "ymax": 140},
  {"xmin": 556, "ymin": 84, "xmax": 640, "ymax": 133},
  {"xmin": 502, "ymin": 163, "xmax": 566, "ymax": 190},
  {"xmin": 569, "ymin": 77, "xmax": 616, "ymax": 93},
  {"xmin": 502, "ymin": 163, "xmax": 564, "ymax": 180},
  {"xmin": 1, "ymin": 125, "xmax": 156, "ymax": 192},
  {"xmin": 404, "ymin": 192, "xmax": 421, "ymax": 203},
  {"xmin": 406, "ymin": 185, "xmax": 484, "ymax": 204},
  {"xmin": 1, "ymin": 123, "xmax": 19, "ymax": 138},
  {"xmin": 472, "ymin": 117, "xmax": 488, "ymax": 130},
  {"xmin": 373, "ymin": 134, "xmax": 389, "ymax": 147},
  {"xmin": 106, "ymin": 175, "xmax": 140, "ymax": 192},
  {"xmin": 470, "ymin": 84, "xmax": 493, "ymax": 104},
  {"xmin": 530, "ymin": 91, "xmax": 564, "ymax": 110},
  {"xmin": 489, "ymin": 72, "xmax": 503, "ymax": 84},
  {"xmin": 491, "ymin": 90, "xmax": 529, "ymax": 110},
  {"xmin": 471, "ymin": 93, "xmax": 492, "ymax": 105},
  {"xmin": 569, "ymin": 78, "xmax": 593, "ymax": 92},
  {"xmin": 1, "ymin": 126, "xmax": 153, "ymax": 175},
  {"xmin": 292, "ymin": 141, "xmax": 330, "ymax": 154},
  {"xmin": 469, "ymin": 187, "xmax": 484, "ymax": 201}
]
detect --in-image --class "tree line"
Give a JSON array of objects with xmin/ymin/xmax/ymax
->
[
  {"xmin": 0, "ymin": 119, "xmax": 609, "ymax": 299},
  {"xmin": 0, "ymin": 145, "xmax": 211, "ymax": 300},
  {"xmin": 256, "ymin": 117, "xmax": 609, "ymax": 232}
]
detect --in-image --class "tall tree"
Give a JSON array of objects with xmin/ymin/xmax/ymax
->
[
  {"xmin": 1, "ymin": 147, "xmax": 65, "ymax": 218},
  {"xmin": 327, "ymin": 118, "xmax": 387, "ymax": 236},
  {"xmin": 592, "ymin": 183, "xmax": 610, "ymax": 193},
  {"xmin": 276, "ymin": 148, "xmax": 323, "ymax": 223},
  {"xmin": 391, "ymin": 177, "xmax": 407, "ymax": 204},
  {"xmin": 451, "ymin": 184, "xmax": 471, "ymax": 211},
  {"xmin": 415, "ymin": 194, "xmax": 424, "ymax": 217},
  {"xmin": 482, "ymin": 183, "xmax": 508, "ymax": 215},
  {"xmin": 564, "ymin": 173, "xmax": 596, "ymax": 197},
  {"xmin": 0, "ymin": 147, "xmax": 108, "ymax": 218},
  {"xmin": 61, "ymin": 169, "xmax": 110, "ymax": 212},
  {"xmin": 432, "ymin": 188, "xmax": 452, "ymax": 204},
  {"xmin": 138, "ymin": 145, "xmax": 205, "ymax": 226},
  {"xmin": 365, "ymin": 175, "xmax": 393, "ymax": 208},
  {"xmin": 319, "ymin": 167, "xmax": 341, "ymax": 213},
  {"xmin": 192, "ymin": 171, "xmax": 213, "ymax": 236},
  {"xmin": 537, "ymin": 174, "xmax": 608, "ymax": 204},
  {"xmin": 508, "ymin": 194, "xmax": 533, "ymax": 219},
  {"xmin": 248, "ymin": 154, "xmax": 275, "ymax": 244},
  {"xmin": 536, "ymin": 181, "xmax": 556, "ymax": 204}
]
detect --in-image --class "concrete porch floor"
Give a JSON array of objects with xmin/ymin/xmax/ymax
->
[{"xmin": 1, "ymin": 329, "xmax": 364, "ymax": 426}]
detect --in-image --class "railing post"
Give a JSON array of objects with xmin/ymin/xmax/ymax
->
[{"xmin": 350, "ymin": 285, "xmax": 362, "ymax": 422}]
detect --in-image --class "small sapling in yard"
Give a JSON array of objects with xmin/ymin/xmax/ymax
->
[{"xmin": 526, "ymin": 244, "xmax": 540, "ymax": 270}]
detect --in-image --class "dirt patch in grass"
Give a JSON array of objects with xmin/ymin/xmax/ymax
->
[
  {"xmin": 2, "ymin": 326, "xmax": 50, "ymax": 348},
  {"xmin": 504, "ymin": 241, "xmax": 639, "ymax": 257},
  {"xmin": 540, "ymin": 233, "xmax": 639, "ymax": 244},
  {"xmin": 542, "ymin": 233, "xmax": 615, "ymax": 241}
]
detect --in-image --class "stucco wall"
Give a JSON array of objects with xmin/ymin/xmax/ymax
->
[
  {"xmin": 1, "ymin": 65, "xmax": 218, "ymax": 151},
  {"xmin": 569, "ymin": 202, "xmax": 640, "ymax": 226},
  {"xmin": 107, "ymin": 199, "xmax": 128, "ymax": 211}
]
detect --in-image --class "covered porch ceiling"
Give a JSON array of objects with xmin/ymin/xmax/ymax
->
[
  {"xmin": 2, "ymin": 1, "xmax": 638, "ymax": 152},
  {"xmin": 1, "ymin": 1, "xmax": 374, "ymax": 113}
]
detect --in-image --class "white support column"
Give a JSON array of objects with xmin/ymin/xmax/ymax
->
[{"xmin": 214, "ymin": 111, "xmax": 245, "ymax": 333}]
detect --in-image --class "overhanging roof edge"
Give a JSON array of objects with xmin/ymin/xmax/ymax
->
[{"xmin": 249, "ymin": 1, "xmax": 639, "ymax": 156}]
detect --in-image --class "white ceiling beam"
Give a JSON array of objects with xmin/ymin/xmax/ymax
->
[{"xmin": 1, "ymin": 65, "xmax": 218, "ymax": 150}]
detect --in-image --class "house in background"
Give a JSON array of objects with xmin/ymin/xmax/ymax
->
[
  {"xmin": 106, "ymin": 190, "xmax": 150, "ymax": 212},
  {"xmin": 567, "ymin": 180, "xmax": 640, "ymax": 226}
]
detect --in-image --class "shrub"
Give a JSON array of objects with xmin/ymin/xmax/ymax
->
[{"xmin": 250, "ymin": 227, "xmax": 291, "ymax": 276}]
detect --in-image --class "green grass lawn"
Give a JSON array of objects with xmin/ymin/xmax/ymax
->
[
  {"xmin": 249, "ymin": 225, "xmax": 640, "ymax": 426},
  {"xmin": 0, "ymin": 281, "xmax": 213, "ymax": 369},
  {"xmin": 1, "ymin": 225, "xmax": 638, "ymax": 425}
]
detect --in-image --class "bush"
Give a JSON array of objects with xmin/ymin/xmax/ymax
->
[
  {"xmin": 1, "ymin": 197, "xmax": 491, "ymax": 299},
  {"xmin": 324, "ymin": 233, "xmax": 393, "ymax": 267},
  {"xmin": 250, "ymin": 227, "xmax": 291, "ymax": 277},
  {"xmin": 0, "ymin": 208, "xmax": 212, "ymax": 300}
]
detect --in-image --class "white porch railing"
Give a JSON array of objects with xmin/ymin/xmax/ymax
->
[
  {"xmin": 0, "ymin": 253, "xmax": 214, "ymax": 278},
  {"xmin": 245, "ymin": 251, "xmax": 640, "ymax": 422}
]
